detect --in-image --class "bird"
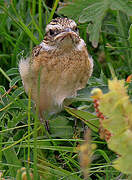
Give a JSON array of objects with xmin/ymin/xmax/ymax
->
[{"xmin": 19, "ymin": 17, "xmax": 93, "ymax": 128}]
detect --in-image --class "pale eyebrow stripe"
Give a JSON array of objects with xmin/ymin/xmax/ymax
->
[
  {"xmin": 46, "ymin": 25, "xmax": 61, "ymax": 32},
  {"xmin": 69, "ymin": 21, "xmax": 77, "ymax": 28}
]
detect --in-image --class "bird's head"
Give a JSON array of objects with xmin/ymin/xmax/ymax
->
[{"xmin": 43, "ymin": 18, "xmax": 82, "ymax": 50}]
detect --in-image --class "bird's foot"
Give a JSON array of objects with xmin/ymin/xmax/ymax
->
[{"xmin": 45, "ymin": 119, "xmax": 50, "ymax": 133}]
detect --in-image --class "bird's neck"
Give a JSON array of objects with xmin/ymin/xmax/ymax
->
[{"xmin": 40, "ymin": 38, "xmax": 86, "ymax": 54}]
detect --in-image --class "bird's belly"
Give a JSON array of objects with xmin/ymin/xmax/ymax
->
[
  {"xmin": 26, "ymin": 49, "xmax": 93, "ymax": 113},
  {"xmin": 40, "ymin": 62, "xmax": 90, "ymax": 111}
]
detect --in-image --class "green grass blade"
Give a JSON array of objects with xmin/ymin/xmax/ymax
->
[
  {"xmin": 30, "ymin": 13, "xmax": 43, "ymax": 40},
  {"xmin": 28, "ymin": 88, "xmax": 31, "ymax": 167},
  {"xmin": 48, "ymin": 0, "xmax": 60, "ymax": 23},
  {"xmin": 0, "ymin": 6, "xmax": 39, "ymax": 45},
  {"xmin": 39, "ymin": 0, "xmax": 42, "ymax": 32},
  {"xmin": 0, "ymin": 67, "xmax": 11, "ymax": 82}
]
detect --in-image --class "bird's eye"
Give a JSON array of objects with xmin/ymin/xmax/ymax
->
[
  {"xmin": 75, "ymin": 27, "xmax": 78, "ymax": 31},
  {"xmin": 74, "ymin": 26, "xmax": 78, "ymax": 32},
  {"xmin": 49, "ymin": 29, "xmax": 55, "ymax": 36}
]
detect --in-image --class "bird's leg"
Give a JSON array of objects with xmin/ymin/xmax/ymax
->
[
  {"xmin": 73, "ymin": 117, "xmax": 78, "ymax": 138},
  {"xmin": 74, "ymin": 118, "xmax": 77, "ymax": 131},
  {"xmin": 82, "ymin": 121, "xmax": 86, "ymax": 133},
  {"xmin": 39, "ymin": 110, "xmax": 50, "ymax": 132},
  {"xmin": 45, "ymin": 119, "xmax": 50, "ymax": 132}
]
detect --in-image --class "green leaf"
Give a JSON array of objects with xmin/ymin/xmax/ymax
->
[
  {"xmin": 37, "ymin": 158, "xmax": 82, "ymax": 179},
  {"xmin": 116, "ymin": 11, "xmax": 131, "ymax": 65},
  {"xmin": 6, "ymin": 68, "xmax": 19, "ymax": 76},
  {"xmin": 13, "ymin": 99, "xmax": 29, "ymax": 110},
  {"xmin": 50, "ymin": 116, "xmax": 73, "ymax": 138},
  {"xmin": 0, "ymin": 86, "xmax": 6, "ymax": 95},
  {"xmin": 12, "ymin": 87, "xmax": 24, "ymax": 98},
  {"xmin": 110, "ymin": 130, "xmax": 132, "ymax": 174},
  {"xmin": 18, "ymin": 144, "xmax": 78, "ymax": 153},
  {"xmin": 0, "ymin": 67, "xmax": 11, "ymax": 82},
  {"xmin": 79, "ymin": 1, "xmax": 109, "ymax": 23},
  {"xmin": 94, "ymin": 149, "xmax": 111, "ymax": 163},
  {"xmin": 9, "ymin": 76, "xmax": 21, "ymax": 88},
  {"xmin": 79, "ymin": 0, "xmax": 109, "ymax": 47},
  {"xmin": 110, "ymin": 0, "xmax": 132, "ymax": 16},
  {"xmin": 65, "ymin": 106, "xmax": 99, "ymax": 132},
  {"xmin": 59, "ymin": 0, "xmax": 132, "ymax": 48},
  {"xmin": 58, "ymin": 0, "xmax": 94, "ymax": 21},
  {"xmin": 0, "ymin": 5, "xmax": 39, "ymax": 45},
  {"xmin": 113, "ymin": 154, "xmax": 132, "ymax": 175},
  {"xmin": 48, "ymin": 0, "xmax": 60, "ymax": 23},
  {"xmin": 30, "ymin": 14, "xmax": 43, "ymax": 40},
  {"xmin": 97, "ymin": 79, "xmax": 132, "ymax": 174},
  {"xmin": 0, "ymin": 54, "xmax": 10, "ymax": 58},
  {"xmin": 3, "ymin": 138, "xmax": 22, "ymax": 177},
  {"xmin": 0, "ymin": 111, "xmax": 5, "ymax": 120},
  {"xmin": 129, "ymin": 24, "xmax": 132, "ymax": 47}
]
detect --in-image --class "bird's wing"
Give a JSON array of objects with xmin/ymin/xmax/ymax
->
[{"xmin": 32, "ymin": 45, "xmax": 42, "ymax": 57}]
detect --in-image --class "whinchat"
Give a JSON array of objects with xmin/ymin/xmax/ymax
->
[{"xmin": 19, "ymin": 17, "xmax": 93, "ymax": 122}]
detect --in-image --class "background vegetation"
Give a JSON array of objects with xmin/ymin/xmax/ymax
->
[{"xmin": 0, "ymin": 0, "xmax": 132, "ymax": 179}]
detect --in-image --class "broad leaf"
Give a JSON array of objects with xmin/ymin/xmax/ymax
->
[
  {"xmin": 58, "ymin": 0, "xmax": 95, "ymax": 21},
  {"xmin": 79, "ymin": 0, "xmax": 109, "ymax": 48},
  {"xmin": 94, "ymin": 78, "xmax": 132, "ymax": 174},
  {"xmin": 49, "ymin": 115, "xmax": 73, "ymax": 138},
  {"xmin": 110, "ymin": 130, "xmax": 132, "ymax": 174},
  {"xmin": 65, "ymin": 106, "xmax": 99, "ymax": 132},
  {"xmin": 3, "ymin": 138, "xmax": 22, "ymax": 177},
  {"xmin": 59, "ymin": 0, "xmax": 132, "ymax": 47},
  {"xmin": 110, "ymin": 0, "xmax": 132, "ymax": 16}
]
